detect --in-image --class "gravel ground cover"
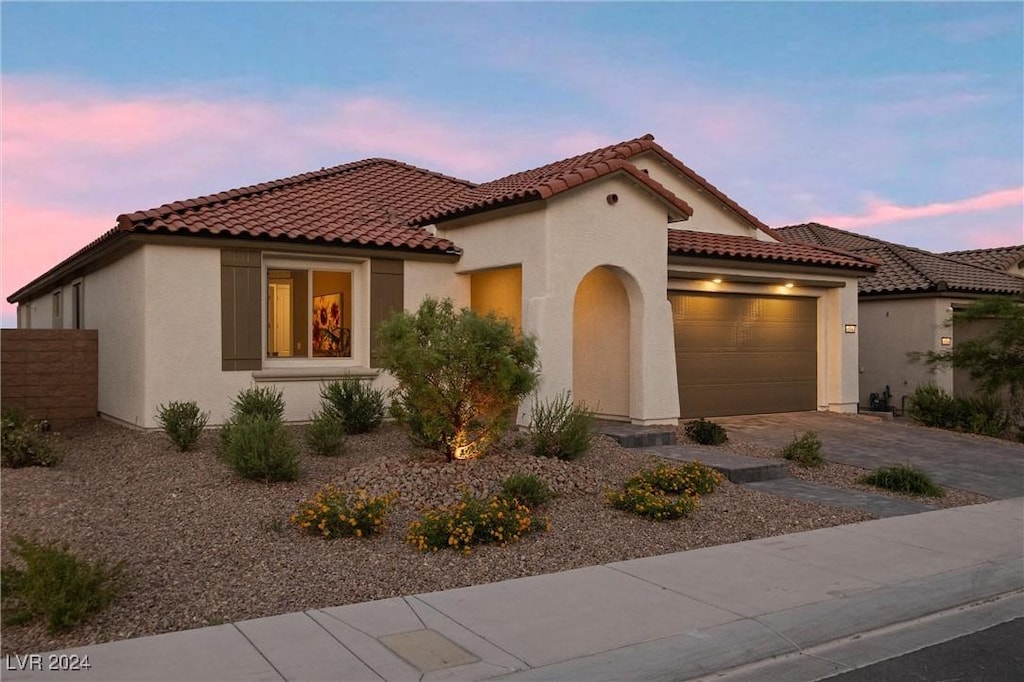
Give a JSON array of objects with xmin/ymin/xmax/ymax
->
[{"xmin": 0, "ymin": 418, "xmax": 988, "ymax": 655}]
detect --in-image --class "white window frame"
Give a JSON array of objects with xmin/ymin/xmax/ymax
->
[
  {"xmin": 72, "ymin": 280, "xmax": 84, "ymax": 329},
  {"xmin": 52, "ymin": 290, "xmax": 63, "ymax": 329},
  {"xmin": 261, "ymin": 255, "xmax": 368, "ymax": 368}
]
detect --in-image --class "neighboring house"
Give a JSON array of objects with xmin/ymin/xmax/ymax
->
[
  {"xmin": 778, "ymin": 223, "xmax": 1023, "ymax": 412},
  {"xmin": 9, "ymin": 134, "xmax": 876, "ymax": 428}
]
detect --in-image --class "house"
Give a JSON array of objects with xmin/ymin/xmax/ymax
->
[
  {"xmin": 777, "ymin": 223, "xmax": 1023, "ymax": 412},
  {"xmin": 8, "ymin": 135, "xmax": 876, "ymax": 428}
]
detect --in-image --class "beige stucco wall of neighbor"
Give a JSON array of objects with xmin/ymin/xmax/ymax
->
[
  {"xmin": 629, "ymin": 151, "xmax": 773, "ymax": 240},
  {"xmin": 858, "ymin": 297, "xmax": 958, "ymax": 411},
  {"xmin": 667, "ymin": 264, "xmax": 861, "ymax": 414},
  {"xmin": 405, "ymin": 259, "xmax": 469, "ymax": 310},
  {"xmin": 436, "ymin": 173, "xmax": 681, "ymax": 425}
]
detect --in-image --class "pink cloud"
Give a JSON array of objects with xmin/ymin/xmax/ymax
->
[{"xmin": 810, "ymin": 187, "xmax": 1024, "ymax": 229}]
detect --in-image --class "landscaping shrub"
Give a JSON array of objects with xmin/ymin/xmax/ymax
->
[
  {"xmin": 606, "ymin": 481, "xmax": 700, "ymax": 520},
  {"xmin": 305, "ymin": 410, "xmax": 346, "ymax": 457},
  {"xmin": 860, "ymin": 464, "xmax": 945, "ymax": 497},
  {"xmin": 377, "ymin": 297, "xmax": 540, "ymax": 461},
  {"xmin": 319, "ymin": 378, "xmax": 385, "ymax": 434},
  {"xmin": 906, "ymin": 385, "xmax": 1011, "ymax": 436},
  {"xmin": 630, "ymin": 462, "xmax": 724, "ymax": 496},
  {"xmin": 155, "ymin": 400, "xmax": 208, "ymax": 451},
  {"xmin": 606, "ymin": 462, "xmax": 721, "ymax": 521},
  {"xmin": 1, "ymin": 409, "xmax": 60, "ymax": 468},
  {"xmin": 684, "ymin": 418, "xmax": 728, "ymax": 445},
  {"xmin": 220, "ymin": 414, "xmax": 299, "ymax": 483},
  {"xmin": 291, "ymin": 486, "xmax": 396, "ymax": 538},
  {"xmin": 230, "ymin": 386, "xmax": 286, "ymax": 421},
  {"xmin": 500, "ymin": 472, "xmax": 554, "ymax": 509},
  {"xmin": 781, "ymin": 431, "xmax": 824, "ymax": 467},
  {"xmin": 407, "ymin": 491, "xmax": 547, "ymax": 552},
  {"xmin": 529, "ymin": 391, "xmax": 594, "ymax": 461},
  {"xmin": 1, "ymin": 536, "xmax": 123, "ymax": 634}
]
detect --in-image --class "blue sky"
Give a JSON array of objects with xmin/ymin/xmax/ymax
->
[{"xmin": 2, "ymin": 1, "xmax": 1022, "ymax": 326}]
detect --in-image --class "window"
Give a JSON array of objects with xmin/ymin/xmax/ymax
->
[
  {"xmin": 52, "ymin": 291, "xmax": 63, "ymax": 329},
  {"xmin": 267, "ymin": 269, "xmax": 353, "ymax": 359},
  {"xmin": 72, "ymin": 282, "xmax": 83, "ymax": 329}
]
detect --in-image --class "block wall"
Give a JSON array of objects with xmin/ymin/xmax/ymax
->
[{"xmin": 1, "ymin": 330, "xmax": 98, "ymax": 425}]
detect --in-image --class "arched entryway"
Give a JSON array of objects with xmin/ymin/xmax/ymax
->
[{"xmin": 572, "ymin": 266, "xmax": 631, "ymax": 419}]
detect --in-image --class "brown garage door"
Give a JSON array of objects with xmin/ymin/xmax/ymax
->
[{"xmin": 670, "ymin": 293, "xmax": 817, "ymax": 417}]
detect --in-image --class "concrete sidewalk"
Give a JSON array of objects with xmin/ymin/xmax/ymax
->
[{"xmin": 5, "ymin": 499, "xmax": 1022, "ymax": 682}]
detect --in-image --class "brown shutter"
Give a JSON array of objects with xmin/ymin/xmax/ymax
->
[
  {"xmin": 370, "ymin": 259, "xmax": 404, "ymax": 368},
  {"xmin": 221, "ymin": 250, "xmax": 262, "ymax": 371}
]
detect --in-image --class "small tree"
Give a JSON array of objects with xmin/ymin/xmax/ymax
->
[
  {"xmin": 925, "ymin": 296, "xmax": 1024, "ymax": 419},
  {"xmin": 377, "ymin": 297, "xmax": 540, "ymax": 461}
]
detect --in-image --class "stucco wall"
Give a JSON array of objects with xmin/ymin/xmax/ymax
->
[
  {"xmin": 573, "ymin": 267, "xmax": 630, "ymax": 418},
  {"xmin": 858, "ymin": 297, "xmax": 957, "ymax": 411},
  {"xmin": 630, "ymin": 151, "xmax": 769, "ymax": 239},
  {"xmin": 470, "ymin": 266, "xmax": 523, "ymax": 330},
  {"xmin": 437, "ymin": 173, "xmax": 681, "ymax": 424}
]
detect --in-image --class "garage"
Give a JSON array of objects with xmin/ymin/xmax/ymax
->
[{"xmin": 670, "ymin": 292, "xmax": 817, "ymax": 417}]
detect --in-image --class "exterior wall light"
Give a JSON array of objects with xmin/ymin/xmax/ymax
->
[
  {"xmin": 940, "ymin": 336, "xmax": 952, "ymax": 346},
  {"xmin": 711, "ymin": 277, "xmax": 722, "ymax": 284},
  {"xmin": 784, "ymin": 283, "xmax": 795, "ymax": 289},
  {"xmin": 844, "ymin": 324, "xmax": 857, "ymax": 334}
]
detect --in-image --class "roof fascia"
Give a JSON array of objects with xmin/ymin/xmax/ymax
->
[
  {"xmin": 668, "ymin": 253, "xmax": 874, "ymax": 278},
  {"xmin": 7, "ymin": 230, "xmax": 133, "ymax": 303}
]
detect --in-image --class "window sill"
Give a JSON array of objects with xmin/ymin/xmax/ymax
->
[{"xmin": 252, "ymin": 366, "xmax": 379, "ymax": 382}]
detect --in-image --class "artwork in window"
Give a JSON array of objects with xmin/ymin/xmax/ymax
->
[{"xmin": 312, "ymin": 293, "xmax": 346, "ymax": 357}]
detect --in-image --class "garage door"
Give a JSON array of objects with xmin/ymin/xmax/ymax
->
[{"xmin": 670, "ymin": 293, "xmax": 817, "ymax": 417}]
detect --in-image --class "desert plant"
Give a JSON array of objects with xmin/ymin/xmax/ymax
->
[
  {"xmin": 230, "ymin": 386, "xmax": 286, "ymax": 421},
  {"xmin": 606, "ymin": 481, "xmax": 700, "ymax": 520},
  {"xmin": 291, "ymin": 486, "xmax": 396, "ymax": 538},
  {"xmin": 529, "ymin": 392, "xmax": 594, "ymax": 461},
  {"xmin": 407, "ymin": 490, "xmax": 547, "ymax": 552},
  {"xmin": 1, "ymin": 536, "xmax": 124, "ymax": 634},
  {"xmin": 305, "ymin": 410, "xmax": 346, "ymax": 457},
  {"xmin": 629, "ymin": 462, "xmax": 724, "ymax": 496},
  {"xmin": 220, "ymin": 414, "xmax": 299, "ymax": 483},
  {"xmin": 906, "ymin": 385, "xmax": 1011, "ymax": 436},
  {"xmin": 500, "ymin": 472, "xmax": 554, "ymax": 509},
  {"xmin": 319, "ymin": 378, "xmax": 386, "ymax": 434},
  {"xmin": 1, "ymin": 409, "xmax": 61, "ymax": 468},
  {"xmin": 155, "ymin": 400, "xmax": 208, "ymax": 451},
  {"xmin": 959, "ymin": 393, "xmax": 1010, "ymax": 437},
  {"xmin": 377, "ymin": 297, "xmax": 540, "ymax": 461},
  {"xmin": 860, "ymin": 464, "xmax": 945, "ymax": 497},
  {"xmin": 781, "ymin": 431, "xmax": 824, "ymax": 467},
  {"xmin": 906, "ymin": 384, "xmax": 960, "ymax": 429},
  {"xmin": 684, "ymin": 418, "xmax": 728, "ymax": 445}
]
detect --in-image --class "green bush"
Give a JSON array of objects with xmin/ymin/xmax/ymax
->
[
  {"xmin": 230, "ymin": 386, "xmax": 286, "ymax": 421},
  {"xmin": 684, "ymin": 418, "xmax": 728, "ymax": 445},
  {"xmin": 407, "ymin": 491, "xmax": 547, "ymax": 552},
  {"xmin": 220, "ymin": 414, "xmax": 299, "ymax": 483},
  {"xmin": 155, "ymin": 400, "xmax": 208, "ymax": 451},
  {"xmin": 907, "ymin": 385, "xmax": 1010, "ymax": 436},
  {"xmin": 860, "ymin": 464, "xmax": 945, "ymax": 497},
  {"xmin": 290, "ymin": 485, "xmax": 396, "ymax": 538},
  {"xmin": 377, "ymin": 297, "xmax": 540, "ymax": 461},
  {"xmin": 606, "ymin": 481, "xmax": 700, "ymax": 520},
  {"xmin": 781, "ymin": 431, "xmax": 824, "ymax": 467},
  {"xmin": 628, "ymin": 462, "xmax": 724, "ymax": 496},
  {"xmin": 305, "ymin": 411, "xmax": 346, "ymax": 456},
  {"xmin": 1, "ymin": 409, "xmax": 61, "ymax": 468},
  {"xmin": 529, "ymin": 392, "xmax": 594, "ymax": 461},
  {"xmin": 500, "ymin": 472, "xmax": 554, "ymax": 509},
  {"xmin": 319, "ymin": 379, "xmax": 385, "ymax": 434},
  {"xmin": 1, "ymin": 536, "xmax": 123, "ymax": 634}
]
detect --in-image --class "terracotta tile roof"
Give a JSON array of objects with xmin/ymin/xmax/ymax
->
[
  {"xmin": 942, "ymin": 245, "xmax": 1024, "ymax": 273},
  {"xmin": 117, "ymin": 159, "xmax": 472, "ymax": 254},
  {"xmin": 667, "ymin": 229, "xmax": 876, "ymax": 271},
  {"xmin": 777, "ymin": 223, "xmax": 1024, "ymax": 296},
  {"xmin": 409, "ymin": 134, "xmax": 694, "ymax": 225}
]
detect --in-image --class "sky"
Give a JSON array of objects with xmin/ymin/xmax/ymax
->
[{"xmin": 2, "ymin": 1, "xmax": 1022, "ymax": 327}]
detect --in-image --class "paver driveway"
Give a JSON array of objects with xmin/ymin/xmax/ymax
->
[{"xmin": 714, "ymin": 412, "xmax": 1024, "ymax": 499}]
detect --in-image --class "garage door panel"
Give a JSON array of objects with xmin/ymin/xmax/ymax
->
[{"xmin": 671, "ymin": 292, "xmax": 817, "ymax": 417}]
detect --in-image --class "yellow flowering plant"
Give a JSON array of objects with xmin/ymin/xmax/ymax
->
[
  {"xmin": 606, "ymin": 461, "xmax": 723, "ymax": 521},
  {"xmin": 407, "ymin": 490, "xmax": 548, "ymax": 553},
  {"xmin": 290, "ymin": 486, "xmax": 397, "ymax": 539}
]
